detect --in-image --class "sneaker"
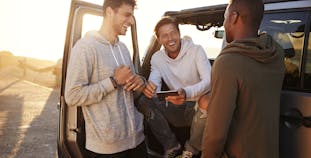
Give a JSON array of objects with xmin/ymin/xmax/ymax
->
[
  {"xmin": 181, "ymin": 150, "xmax": 193, "ymax": 158},
  {"xmin": 164, "ymin": 144, "xmax": 182, "ymax": 158}
]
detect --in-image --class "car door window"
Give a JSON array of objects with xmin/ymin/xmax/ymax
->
[
  {"xmin": 178, "ymin": 25, "xmax": 224, "ymax": 59},
  {"xmin": 260, "ymin": 11, "xmax": 308, "ymax": 90},
  {"xmin": 81, "ymin": 14, "xmax": 134, "ymax": 58}
]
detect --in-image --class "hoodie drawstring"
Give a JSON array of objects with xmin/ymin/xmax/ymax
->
[
  {"xmin": 109, "ymin": 44, "xmax": 135, "ymax": 133},
  {"xmin": 109, "ymin": 44, "xmax": 127, "ymax": 66}
]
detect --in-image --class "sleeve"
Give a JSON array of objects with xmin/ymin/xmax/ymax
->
[
  {"xmin": 183, "ymin": 46, "xmax": 212, "ymax": 99},
  {"xmin": 64, "ymin": 43, "xmax": 115, "ymax": 107},
  {"xmin": 201, "ymin": 55, "xmax": 238, "ymax": 158},
  {"xmin": 148, "ymin": 56, "xmax": 162, "ymax": 92}
]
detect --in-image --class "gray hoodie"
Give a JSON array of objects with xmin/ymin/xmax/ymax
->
[
  {"xmin": 149, "ymin": 37, "xmax": 211, "ymax": 101},
  {"xmin": 65, "ymin": 31, "xmax": 144, "ymax": 154}
]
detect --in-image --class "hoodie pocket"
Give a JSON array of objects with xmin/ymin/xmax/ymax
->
[{"xmin": 100, "ymin": 105, "xmax": 132, "ymax": 143}]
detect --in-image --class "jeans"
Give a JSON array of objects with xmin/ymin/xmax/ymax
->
[
  {"xmin": 137, "ymin": 96, "xmax": 207, "ymax": 154},
  {"xmin": 86, "ymin": 141, "xmax": 147, "ymax": 158}
]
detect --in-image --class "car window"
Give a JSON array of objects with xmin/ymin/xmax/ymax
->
[
  {"xmin": 81, "ymin": 13, "xmax": 134, "ymax": 58},
  {"xmin": 260, "ymin": 11, "xmax": 308, "ymax": 90},
  {"xmin": 176, "ymin": 25, "xmax": 223, "ymax": 59}
]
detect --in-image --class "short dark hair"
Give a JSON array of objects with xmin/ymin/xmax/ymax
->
[
  {"xmin": 229, "ymin": 0, "xmax": 264, "ymax": 30},
  {"xmin": 103, "ymin": 0, "xmax": 137, "ymax": 17},
  {"xmin": 154, "ymin": 16, "xmax": 180, "ymax": 38}
]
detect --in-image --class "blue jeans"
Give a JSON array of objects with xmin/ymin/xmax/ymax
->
[{"xmin": 137, "ymin": 96, "xmax": 207, "ymax": 154}]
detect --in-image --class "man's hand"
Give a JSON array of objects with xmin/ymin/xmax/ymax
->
[
  {"xmin": 198, "ymin": 94, "xmax": 210, "ymax": 110},
  {"xmin": 124, "ymin": 74, "xmax": 145, "ymax": 92},
  {"xmin": 142, "ymin": 81, "xmax": 157, "ymax": 98},
  {"xmin": 165, "ymin": 88, "xmax": 186, "ymax": 105},
  {"xmin": 114, "ymin": 65, "xmax": 133, "ymax": 85}
]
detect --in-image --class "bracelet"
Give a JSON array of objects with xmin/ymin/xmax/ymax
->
[{"xmin": 110, "ymin": 76, "xmax": 118, "ymax": 88}]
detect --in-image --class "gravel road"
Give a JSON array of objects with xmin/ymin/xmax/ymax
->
[{"xmin": 0, "ymin": 74, "xmax": 59, "ymax": 158}]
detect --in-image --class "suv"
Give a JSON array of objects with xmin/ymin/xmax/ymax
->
[{"xmin": 58, "ymin": 0, "xmax": 311, "ymax": 157}]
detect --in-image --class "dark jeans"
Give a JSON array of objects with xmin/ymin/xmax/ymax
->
[
  {"xmin": 137, "ymin": 96, "xmax": 207, "ymax": 154},
  {"xmin": 87, "ymin": 141, "xmax": 147, "ymax": 158}
]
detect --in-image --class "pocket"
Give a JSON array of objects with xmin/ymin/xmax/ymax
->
[
  {"xmin": 90, "ymin": 105, "xmax": 125, "ymax": 143},
  {"xmin": 101, "ymin": 122, "xmax": 121, "ymax": 143}
]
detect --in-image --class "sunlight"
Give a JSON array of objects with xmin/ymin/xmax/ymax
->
[
  {"xmin": 82, "ymin": 14, "xmax": 102, "ymax": 37},
  {"xmin": 0, "ymin": 0, "xmax": 71, "ymax": 61},
  {"xmin": 0, "ymin": 0, "xmax": 228, "ymax": 61}
]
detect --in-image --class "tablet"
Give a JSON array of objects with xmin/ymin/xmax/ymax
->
[{"xmin": 156, "ymin": 90, "xmax": 179, "ymax": 100}]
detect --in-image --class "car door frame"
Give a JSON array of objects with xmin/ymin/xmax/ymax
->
[{"xmin": 57, "ymin": 1, "xmax": 141, "ymax": 157}]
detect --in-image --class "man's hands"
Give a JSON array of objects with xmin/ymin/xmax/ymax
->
[
  {"xmin": 113, "ymin": 65, "xmax": 145, "ymax": 92},
  {"xmin": 142, "ymin": 81, "xmax": 186, "ymax": 105},
  {"xmin": 198, "ymin": 94, "xmax": 210, "ymax": 110},
  {"xmin": 114, "ymin": 66, "xmax": 132, "ymax": 85},
  {"xmin": 142, "ymin": 81, "xmax": 157, "ymax": 98},
  {"xmin": 165, "ymin": 88, "xmax": 186, "ymax": 105},
  {"xmin": 124, "ymin": 75, "xmax": 145, "ymax": 92}
]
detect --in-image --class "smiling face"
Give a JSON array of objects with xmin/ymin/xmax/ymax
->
[
  {"xmin": 157, "ymin": 23, "xmax": 181, "ymax": 56},
  {"xmin": 111, "ymin": 4, "xmax": 134, "ymax": 36}
]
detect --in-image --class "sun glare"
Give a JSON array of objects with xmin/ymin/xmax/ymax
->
[
  {"xmin": 0, "ymin": 0, "xmax": 71, "ymax": 62},
  {"xmin": 0, "ymin": 0, "xmax": 228, "ymax": 62}
]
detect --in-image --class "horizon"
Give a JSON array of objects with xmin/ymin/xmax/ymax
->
[{"xmin": 0, "ymin": 0, "xmax": 228, "ymax": 62}]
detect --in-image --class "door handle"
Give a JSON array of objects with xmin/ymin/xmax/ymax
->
[{"xmin": 281, "ymin": 108, "xmax": 311, "ymax": 128}]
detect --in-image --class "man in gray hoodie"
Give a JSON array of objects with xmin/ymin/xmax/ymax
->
[
  {"xmin": 201, "ymin": 0, "xmax": 285, "ymax": 158},
  {"xmin": 65, "ymin": 0, "xmax": 147, "ymax": 157},
  {"xmin": 138, "ymin": 17, "xmax": 211, "ymax": 158}
]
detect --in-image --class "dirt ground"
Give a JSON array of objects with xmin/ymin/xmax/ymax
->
[{"xmin": 0, "ymin": 72, "xmax": 59, "ymax": 158}]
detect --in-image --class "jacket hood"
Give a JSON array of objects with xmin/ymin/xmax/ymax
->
[
  {"xmin": 220, "ymin": 33, "xmax": 281, "ymax": 63},
  {"xmin": 161, "ymin": 36, "xmax": 195, "ymax": 62},
  {"xmin": 84, "ymin": 30, "xmax": 119, "ymax": 45}
]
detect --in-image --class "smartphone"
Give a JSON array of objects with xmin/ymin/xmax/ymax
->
[{"xmin": 156, "ymin": 90, "xmax": 179, "ymax": 100}]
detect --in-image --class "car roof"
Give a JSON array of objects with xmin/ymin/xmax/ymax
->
[{"xmin": 163, "ymin": 0, "xmax": 311, "ymax": 29}]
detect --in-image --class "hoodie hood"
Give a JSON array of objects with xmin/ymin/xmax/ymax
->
[
  {"xmin": 84, "ymin": 30, "xmax": 119, "ymax": 45},
  {"xmin": 220, "ymin": 33, "xmax": 282, "ymax": 63},
  {"xmin": 161, "ymin": 36, "xmax": 195, "ymax": 62}
]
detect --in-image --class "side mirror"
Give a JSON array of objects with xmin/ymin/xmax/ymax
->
[{"xmin": 214, "ymin": 30, "xmax": 224, "ymax": 39}]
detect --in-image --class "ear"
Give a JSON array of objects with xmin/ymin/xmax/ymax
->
[
  {"xmin": 231, "ymin": 11, "xmax": 239, "ymax": 24},
  {"xmin": 106, "ymin": 6, "xmax": 113, "ymax": 16}
]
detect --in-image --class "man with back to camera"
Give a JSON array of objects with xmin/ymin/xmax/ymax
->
[
  {"xmin": 64, "ymin": 0, "xmax": 148, "ymax": 157},
  {"xmin": 201, "ymin": 0, "xmax": 285, "ymax": 158},
  {"xmin": 138, "ymin": 16, "xmax": 212, "ymax": 158}
]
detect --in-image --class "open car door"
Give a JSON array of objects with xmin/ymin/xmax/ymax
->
[{"xmin": 57, "ymin": 1, "xmax": 141, "ymax": 157}]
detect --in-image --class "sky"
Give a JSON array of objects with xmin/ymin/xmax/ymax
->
[{"xmin": 0, "ymin": 0, "xmax": 228, "ymax": 62}]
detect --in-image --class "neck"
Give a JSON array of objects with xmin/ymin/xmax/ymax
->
[
  {"xmin": 99, "ymin": 22, "xmax": 117, "ymax": 45},
  {"xmin": 167, "ymin": 52, "xmax": 179, "ymax": 59},
  {"xmin": 234, "ymin": 27, "xmax": 258, "ymax": 40}
]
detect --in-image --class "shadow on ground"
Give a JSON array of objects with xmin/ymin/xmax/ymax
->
[{"xmin": 0, "ymin": 79, "xmax": 59, "ymax": 158}]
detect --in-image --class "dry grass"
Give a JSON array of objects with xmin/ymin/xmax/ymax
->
[{"xmin": 0, "ymin": 51, "xmax": 61, "ymax": 88}]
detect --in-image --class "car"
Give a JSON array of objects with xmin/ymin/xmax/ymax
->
[{"xmin": 58, "ymin": 0, "xmax": 311, "ymax": 157}]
